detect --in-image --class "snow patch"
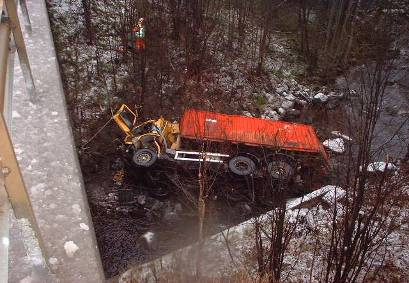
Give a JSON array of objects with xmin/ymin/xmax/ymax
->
[
  {"xmin": 142, "ymin": 231, "xmax": 155, "ymax": 244},
  {"xmin": 17, "ymin": 218, "xmax": 45, "ymax": 266},
  {"xmin": 30, "ymin": 183, "xmax": 47, "ymax": 195},
  {"xmin": 64, "ymin": 241, "xmax": 79, "ymax": 258},
  {"xmin": 314, "ymin": 92, "xmax": 328, "ymax": 102},
  {"xmin": 49, "ymin": 257, "xmax": 58, "ymax": 265},
  {"xmin": 79, "ymin": 223, "xmax": 89, "ymax": 231},
  {"xmin": 2, "ymin": 237, "xmax": 9, "ymax": 247},
  {"xmin": 287, "ymin": 186, "xmax": 335, "ymax": 209},
  {"xmin": 321, "ymin": 186, "xmax": 345, "ymax": 203},
  {"xmin": 323, "ymin": 138, "xmax": 345, "ymax": 153},
  {"xmin": 367, "ymin": 162, "xmax": 398, "ymax": 172},
  {"xmin": 19, "ymin": 276, "xmax": 33, "ymax": 283},
  {"xmin": 72, "ymin": 204, "xmax": 81, "ymax": 214},
  {"xmin": 12, "ymin": 111, "xmax": 21, "ymax": 118}
]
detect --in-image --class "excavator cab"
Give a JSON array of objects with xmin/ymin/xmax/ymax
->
[
  {"xmin": 113, "ymin": 104, "xmax": 138, "ymax": 138},
  {"xmin": 113, "ymin": 104, "xmax": 181, "ymax": 167}
]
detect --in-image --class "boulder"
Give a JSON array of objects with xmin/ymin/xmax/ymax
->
[
  {"xmin": 276, "ymin": 84, "xmax": 289, "ymax": 94},
  {"xmin": 281, "ymin": 100, "xmax": 295, "ymax": 110},
  {"xmin": 264, "ymin": 109, "xmax": 280, "ymax": 120},
  {"xmin": 294, "ymin": 98, "xmax": 308, "ymax": 107},
  {"xmin": 314, "ymin": 92, "xmax": 329, "ymax": 103},
  {"xmin": 242, "ymin": 111, "xmax": 253, "ymax": 117},
  {"xmin": 285, "ymin": 109, "xmax": 301, "ymax": 118},
  {"xmin": 327, "ymin": 91, "xmax": 345, "ymax": 101},
  {"xmin": 284, "ymin": 93, "xmax": 296, "ymax": 101}
]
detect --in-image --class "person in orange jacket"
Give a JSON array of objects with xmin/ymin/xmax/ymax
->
[
  {"xmin": 133, "ymin": 17, "xmax": 146, "ymax": 51},
  {"xmin": 118, "ymin": 18, "xmax": 146, "ymax": 53}
]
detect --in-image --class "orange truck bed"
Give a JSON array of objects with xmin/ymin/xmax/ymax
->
[{"xmin": 179, "ymin": 109, "xmax": 328, "ymax": 161}]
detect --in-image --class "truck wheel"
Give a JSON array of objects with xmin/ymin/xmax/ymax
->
[
  {"xmin": 229, "ymin": 156, "xmax": 256, "ymax": 176},
  {"xmin": 132, "ymin": 149, "xmax": 157, "ymax": 167},
  {"xmin": 267, "ymin": 159, "xmax": 294, "ymax": 181}
]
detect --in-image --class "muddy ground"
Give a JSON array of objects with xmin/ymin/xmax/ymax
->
[{"xmin": 83, "ymin": 138, "xmax": 327, "ymax": 277}]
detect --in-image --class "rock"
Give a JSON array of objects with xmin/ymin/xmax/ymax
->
[
  {"xmin": 295, "ymin": 90, "xmax": 312, "ymax": 102},
  {"xmin": 278, "ymin": 107, "xmax": 286, "ymax": 115},
  {"xmin": 290, "ymin": 79, "xmax": 298, "ymax": 87},
  {"xmin": 281, "ymin": 100, "xmax": 295, "ymax": 110},
  {"xmin": 137, "ymin": 194, "xmax": 146, "ymax": 205},
  {"xmin": 314, "ymin": 93, "xmax": 329, "ymax": 103},
  {"xmin": 323, "ymin": 138, "xmax": 345, "ymax": 153},
  {"xmin": 326, "ymin": 101, "xmax": 339, "ymax": 110},
  {"xmin": 174, "ymin": 203, "xmax": 183, "ymax": 212},
  {"xmin": 266, "ymin": 92, "xmax": 276, "ymax": 102},
  {"xmin": 242, "ymin": 111, "xmax": 253, "ymax": 117},
  {"xmin": 163, "ymin": 203, "xmax": 180, "ymax": 222},
  {"xmin": 285, "ymin": 109, "xmax": 301, "ymax": 118},
  {"xmin": 398, "ymin": 108, "xmax": 409, "ymax": 116},
  {"xmin": 265, "ymin": 109, "xmax": 280, "ymax": 120},
  {"xmin": 327, "ymin": 91, "xmax": 345, "ymax": 101},
  {"xmin": 49, "ymin": 257, "xmax": 58, "ymax": 265},
  {"xmin": 276, "ymin": 84, "xmax": 289, "ymax": 94},
  {"xmin": 141, "ymin": 231, "xmax": 156, "ymax": 249},
  {"xmin": 284, "ymin": 93, "xmax": 296, "ymax": 101},
  {"xmin": 266, "ymin": 95, "xmax": 283, "ymax": 109},
  {"xmin": 294, "ymin": 98, "xmax": 308, "ymax": 107}
]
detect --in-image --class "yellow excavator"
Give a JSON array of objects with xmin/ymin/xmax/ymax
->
[{"xmin": 113, "ymin": 104, "xmax": 181, "ymax": 167}]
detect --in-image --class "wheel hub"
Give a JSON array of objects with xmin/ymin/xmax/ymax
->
[{"xmin": 137, "ymin": 152, "xmax": 152, "ymax": 162}]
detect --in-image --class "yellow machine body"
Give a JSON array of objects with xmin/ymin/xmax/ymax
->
[{"xmin": 113, "ymin": 104, "xmax": 181, "ymax": 154}]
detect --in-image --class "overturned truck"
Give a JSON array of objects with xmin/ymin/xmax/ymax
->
[{"xmin": 114, "ymin": 105, "xmax": 329, "ymax": 181}]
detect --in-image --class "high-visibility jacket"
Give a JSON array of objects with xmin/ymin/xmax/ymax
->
[
  {"xmin": 132, "ymin": 26, "xmax": 145, "ymax": 51},
  {"xmin": 134, "ymin": 26, "xmax": 146, "ymax": 50}
]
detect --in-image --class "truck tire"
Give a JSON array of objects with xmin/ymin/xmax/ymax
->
[
  {"xmin": 229, "ymin": 156, "xmax": 256, "ymax": 176},
  {"xmin": 132, "ymin": 148, "xmax": 157, "ymax": 167},
  {"xmin": 267, "ymin": 158, "xmax": 294, "ymax": 181}
]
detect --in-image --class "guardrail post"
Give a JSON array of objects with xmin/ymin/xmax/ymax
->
[
  {"xmin": 18, "ymin": 0, "xmax": 31, "ymax": 33},
  {"xmin": 0, "ymin": 112, "xmax": 47, "ymax": 258},
  {"xmin": 4, "ymin": 0, "xmax": 35, "ymax": 101},
  {"xmin": 0, "ymin": 22, "xmax": 10, "ymax": 112}
]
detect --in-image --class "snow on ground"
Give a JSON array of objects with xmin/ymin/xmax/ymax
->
[
  {"xmin": 323, "ymin": 138, "xmax": 345, "ymax": 153},
  {"xmin": 64, "ymin": 241, "xmax": 79, "ymax": 258},
  {"xmin": 119, "ymin": 170, "xmax": 409, "ymax": 282},
  {"xmin": 367, "ymin": 162, "xmax": 398, "ymax": 172}
]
